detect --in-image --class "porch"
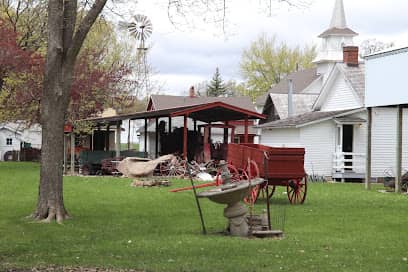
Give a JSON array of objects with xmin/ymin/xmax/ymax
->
[{"xmin": 332, "ymin": 151, "xmax": 366, "ymax": 180}]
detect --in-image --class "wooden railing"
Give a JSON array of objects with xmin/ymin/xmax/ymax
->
[{"xmin": 333, "ymin": 152, "xmax": 366, "ymax": 174}]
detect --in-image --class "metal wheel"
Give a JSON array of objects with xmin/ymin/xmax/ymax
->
[
  {"xmin": 259, "ymin": 184, "xmax": 276, "ymax": 200},
  {"xmin": 159, "ymin": 161, "xmax": 170, "ymax": 176},
  {"xmin": 215, "ymin": 164, "xmax": 240, "ymax": 186},
  {"xmin": 246, "ymin": 160, "xmax": 260, "ymax": 179},
  {"xmin": 243, "ymin": 177, "xmax": 261, "ymax": 204},
  {"xmin": 243, "ymin": 160, "xmax": 261, "ymax": 204},
  {"xmin": 287, "ymin": 177, "xmax": 307, "ymax": 204}
]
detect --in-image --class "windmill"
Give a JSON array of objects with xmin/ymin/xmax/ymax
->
[{"xmin": 120, "ymin": 14, "xmax": 153, "ymax": 96}]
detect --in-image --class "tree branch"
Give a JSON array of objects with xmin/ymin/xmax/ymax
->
[{"xmin": 68, "ymin": 0, "xmax": 107, "ymax": 63}]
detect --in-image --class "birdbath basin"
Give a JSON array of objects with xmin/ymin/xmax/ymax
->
[{"xmin": 197, "ymin": 178, "xmax": 264, "ymax": 236}]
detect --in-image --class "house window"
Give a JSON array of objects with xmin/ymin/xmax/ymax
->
[{"xmin": 6, "ymin": 138, "xmax": 12, "ymax": 145}]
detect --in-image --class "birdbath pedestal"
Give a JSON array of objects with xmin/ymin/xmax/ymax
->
[{"xmin": 197, "ymin": 179, "xmax": 264, "ymax": 237}]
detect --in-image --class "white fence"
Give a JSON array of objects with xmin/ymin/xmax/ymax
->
[{"xmin": 333, "ymin": 152, "xmax": 366, "ymax": 174}]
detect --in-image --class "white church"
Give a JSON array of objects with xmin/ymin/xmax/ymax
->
[{"xmin": 257, "ymin": 0, "xmax": 367, "ymax": 180}]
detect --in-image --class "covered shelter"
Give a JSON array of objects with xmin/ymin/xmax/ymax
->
[{"xmin": 84, "ymin": 101, "xmax": 265, "ymax": 161}]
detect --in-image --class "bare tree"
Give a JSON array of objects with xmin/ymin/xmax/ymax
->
[
  {"xmin": 166, "ymin": 0, "xmax": 311, "ymax": 33},
  {"xmin": 360, "ymin": 39, "xmax": 394, "ymax": 58}
]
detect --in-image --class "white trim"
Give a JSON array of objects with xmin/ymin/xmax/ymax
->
[
  {"xmin": 296, "ymin": 108, "xmax": 365, "ymax": 128},
  {"xmin": 312, "ymin": 65, "xmax": 338, "ymax": 110}
]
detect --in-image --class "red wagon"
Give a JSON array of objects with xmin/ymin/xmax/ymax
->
[{"xmin": 225, "ymin": 143, "xmax": 307, "ymax": 204}]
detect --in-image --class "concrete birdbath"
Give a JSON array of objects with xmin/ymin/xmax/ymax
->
[{"xmin": 197, "ymin": 178, "xmax": 264, "ymax": 237}]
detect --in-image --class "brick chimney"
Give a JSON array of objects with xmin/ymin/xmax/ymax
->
[
  {"xmin": 343, "ymin": 46, "xmax": 359, "ymax": 67},
  {"xmin": 189, "ymin": 86, "xmax": 196, "ymax": 98}
]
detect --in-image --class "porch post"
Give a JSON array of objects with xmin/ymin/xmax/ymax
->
[
  {"xmin": 168, "ymin": 117, "xmax": 172, "ymax": 133},
  {"xmin": 396, "ymin": 106, "xmax": 403, "ymax": 193},
  {"xmin": 244, "ymin": 116, "xmax": 249, "ymax": 143},
  {"xmin": 224, "ymin": 122, "xmax": 229, "ymax": 143},
  {"xmin": 91, "ymin": 130, "xmax": 94, "ymax": 151},
  {"xmin": 105, "ymin": 124, "xmax": 110, "ymax": 151},
  {"xmin": 115, "ymin": 121, "xmax": 121, "ymax": 158},
  {"xmin": 127, "ymin": 119, "xmax": 131, "ymax": 150},
  {"xmin": 144, "ymin": 118, "xmax": 148, "ymax": 157},
  {"xmin": 194, "ymin": 119, "xmax": 197, "ymax": 132},
  {"xmin": 155, "ymin": 118, "xmax": 159, "ymax": 158},
  {"xmin": 183, "ymin": 115, "xmax": 188, "ymax": 160},
  {"xmin": 231, "ymin": 127, "xmax": 235, "ymax": 143},
  {"xmin": 365, "ymin": 108, "xmax": 372, "ymax": 190},
  {"xmin": 70, "ymin": 132, "xmax": 75, "ymax": 175}
]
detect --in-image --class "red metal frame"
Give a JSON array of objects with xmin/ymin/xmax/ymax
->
[{"xmin": 170, "ymin": 101, "xmax": 266, "ymax": 120}]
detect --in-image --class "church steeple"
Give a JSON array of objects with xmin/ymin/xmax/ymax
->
[
  {"xmin": 329, "ymin": 0, "xmax": 347, "ymax": 29},
  {"xmin": 313, "ymin": 0, "xmax": 358, "ymax": 76},
  {"xmin": 318, "ymin": 0, "xmax": 357, "ymax": 38}
]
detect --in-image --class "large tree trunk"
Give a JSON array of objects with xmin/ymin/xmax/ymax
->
[
  {"xmin": 33, "ymin": 0, "xmax": 107, "ymax": 223},
  {"xmin": 32, "ymin": 0, "xmax": 70, "ymax": 222}
]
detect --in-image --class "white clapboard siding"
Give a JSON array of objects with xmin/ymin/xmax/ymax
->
[
  {"xmin": 0, "ymin": 128, "xmax": 21, "ymax": 161},
  {"xmin": 260, "ymin": 128, "xmax": 301, "ymax": 148},
  {"xmin": 300, "ymin": 121, "xmax": 336, "ymax": 176},
  {"xmin": 371, "ymin": 108, "xmax": 397, "ymax": 177},
  {"xmin": 321, "ymin": 75, "xmax": 361, "ymax": 112}
]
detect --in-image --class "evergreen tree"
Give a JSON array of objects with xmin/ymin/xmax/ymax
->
[{"xmin": 206, "ymin": 67, "xmax": 227, "ymax": 97}]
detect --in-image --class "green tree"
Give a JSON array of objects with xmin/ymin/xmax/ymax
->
[
  {"xmin": 206, "ymin": 67, "xmax": 226, "ymax": 97},
  {"xmin": 239, "ymin": 33, "xmax": 316, "ymax": 101}
]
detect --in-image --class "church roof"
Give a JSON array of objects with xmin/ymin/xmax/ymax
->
[
  {"xmin": 255, "ymin": 67, "xmax": 319, "ymax": 106},
  {"xmin": 256, "ymin": 109, "xmax": 363, "ymax": 129},
  {"xmin": 340, "ymin": 63, "xmax": 365, "ymax": 102},
  {"xmin": 268, "ymin": 93, "xmax": 318, "ymax": 120}
]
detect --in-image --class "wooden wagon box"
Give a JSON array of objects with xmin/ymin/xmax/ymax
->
[{"xmin": 227, "ymin": 143, "xmax": 306, "ymax": 182}]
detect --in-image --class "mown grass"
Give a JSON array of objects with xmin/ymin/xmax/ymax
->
[{"xmin": 0, "ymin": 162, "xmax": 408, "ymax": 271}]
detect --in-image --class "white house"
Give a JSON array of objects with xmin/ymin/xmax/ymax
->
[
  {"xmin": 257, "ymin": 0, "xmax": 367, "ymax": 180},
  {"xmin": 0, "ymin": 123, "xmax": 42, "ymax": 161},
  {"xmin": 365, "ymin": 46, "xmax": 408, "ymax": 186}
]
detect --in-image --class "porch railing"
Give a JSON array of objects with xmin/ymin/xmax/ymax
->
[{"xmin": 332, "ymin": 152, "xmax": 366, "ymax": 174}]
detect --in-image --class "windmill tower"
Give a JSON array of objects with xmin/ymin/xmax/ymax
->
[{"xmin": 122, "ymin": 14, "xmax": 153, "ymax": 97}]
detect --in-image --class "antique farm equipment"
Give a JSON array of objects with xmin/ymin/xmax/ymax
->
[
  {"xmin": 158, "ymin": 156, "xmax": 187, "ymax": 177},
  {"xmin": 226, "ymin": 143, "xmax": 307, "ymax": 204},
  {"xmin": 101, "ymin": 156, "xmax": 124, "ymax": 175}
]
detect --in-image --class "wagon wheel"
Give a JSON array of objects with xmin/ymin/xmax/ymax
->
[
  {"xmin": 243, "ymin": 160, "xmax": 261, "ymax": 204},
  {"xmin": 259, "ymin": 184, "xmax": 276, "ymax": 200},
  {"xmin": 246, "ymin": 160, "xmax": 260, "ymax": 179},
  {"xmin": 159, "ymin": 161, "xmax": 170, "ymax": 176},
  {"xmin": 267, "ymin": 185, "xmax": 276, "ymax": 199},
  {"xmin": 215, "ymin": 164, "xmax": 240, "ymax": 186},
  {"xmin": 287, "ymin": 177, "xmax": 307, "ymax": 204},
  {"xmin": 243, "ymin": 177, "xmax": 261, "ymax": 204},
  {"xmin": 168, "ymin": 158, "xmax": 187, "ymax": 177}
]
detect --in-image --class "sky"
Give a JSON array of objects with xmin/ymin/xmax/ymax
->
[{"xmin": 118, "ymin": 0, "xmax": 408, "ymax": 96}]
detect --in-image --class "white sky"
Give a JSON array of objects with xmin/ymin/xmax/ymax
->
[{"xmin": 118, "ymin": 0, "xmax": 408, "ymax": 96}]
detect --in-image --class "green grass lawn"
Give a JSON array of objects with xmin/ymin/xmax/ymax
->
[{"xmin": 1, "ymin": 162, "xmax": 408, "ymax": 272}]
